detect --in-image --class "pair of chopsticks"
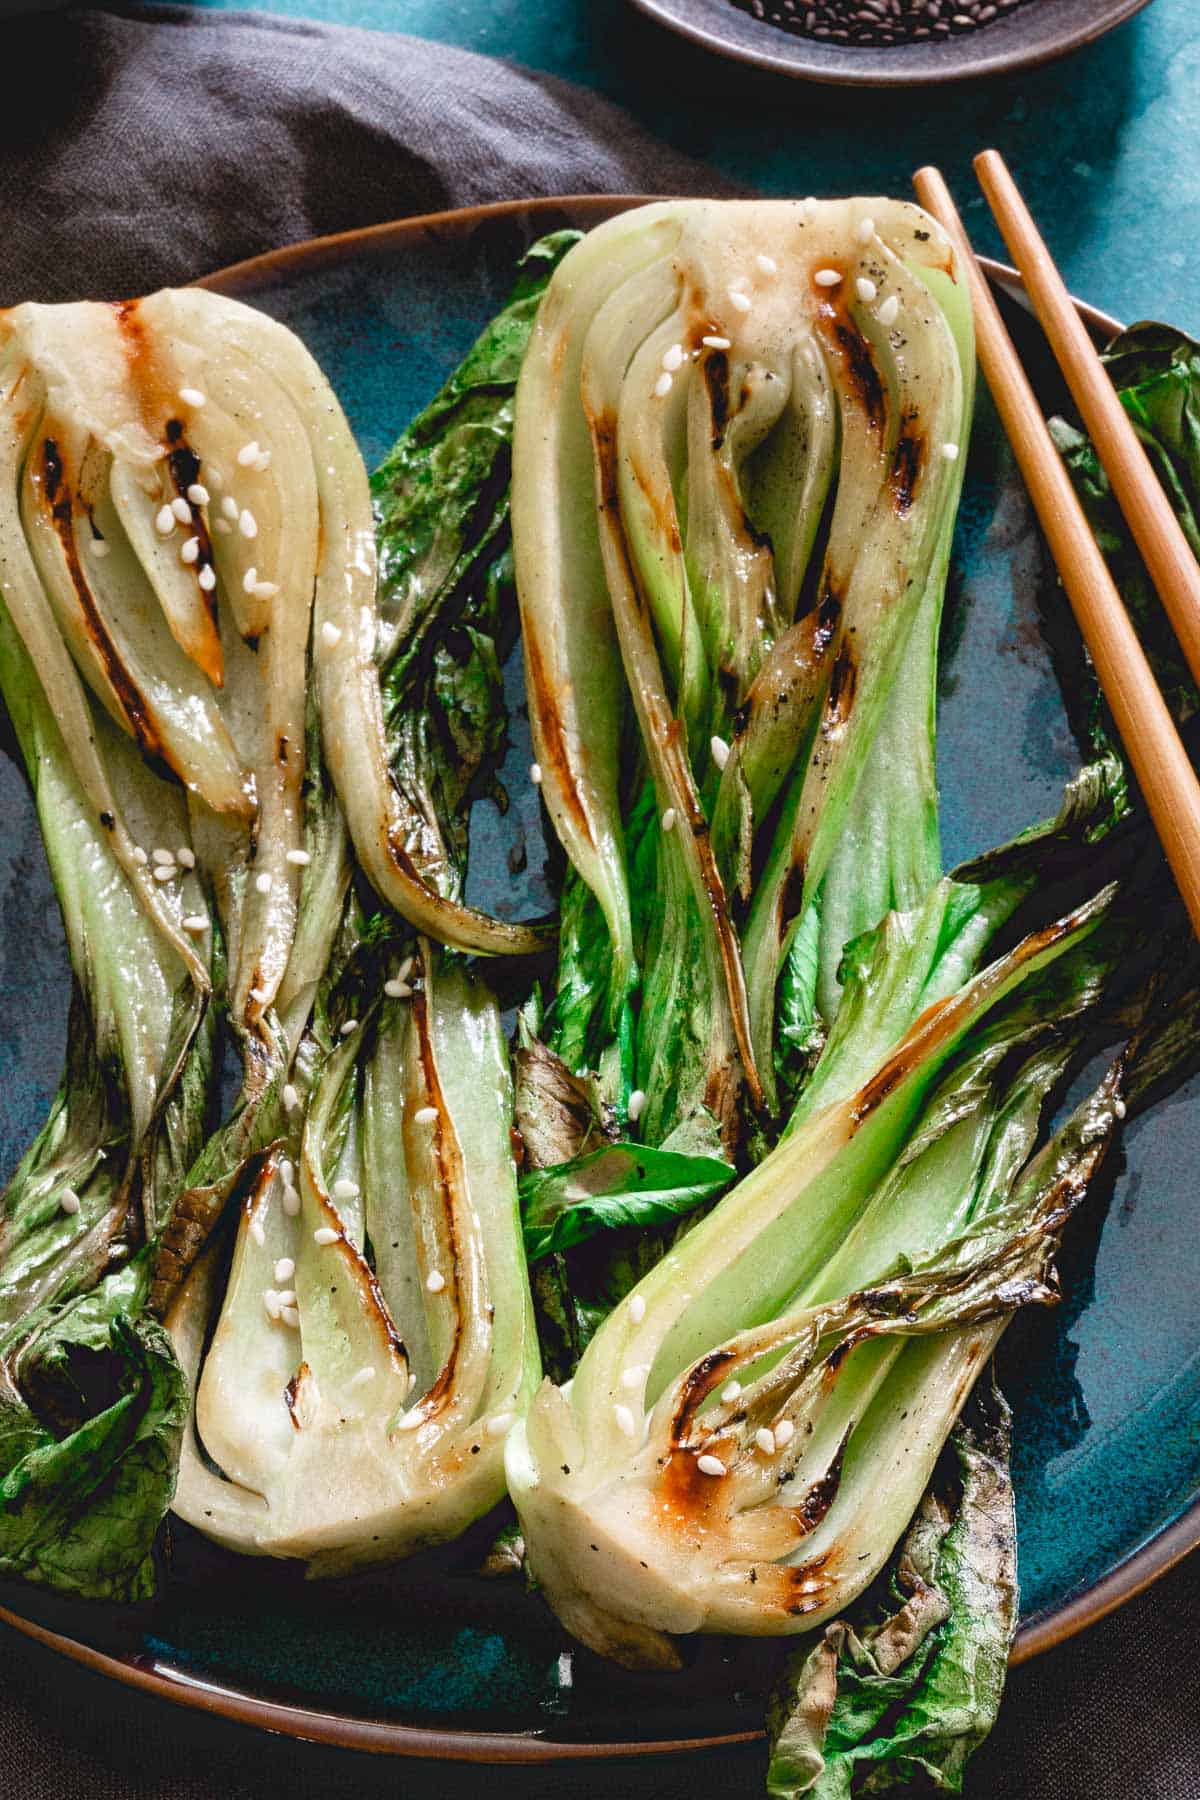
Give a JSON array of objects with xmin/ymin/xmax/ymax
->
[{"xmin": 913, "ymin": 154, "xmax": 1200, "ymax": 940}]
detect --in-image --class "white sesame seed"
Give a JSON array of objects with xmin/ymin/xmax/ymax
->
[
  {"xmin": 253, "ymin": 581, "xmax": 279, "ymax": 600},
  {"xmin": 131, "ymin": 846, "xmax": 149, "ymax": 866},
  {"xmin": 486, "ymin": 1411, "xmax": 515, "ymax": 1439},
  {"xmin": 397, "ymin": 1409, "xmax": 424, "ymax": 1431},
  {"xmin": 213, "ymin": 517, "xmax": 232, "ymax": 535},
  {"xmin": 339, "ymin": 1019, "xmax": 358, "ymax": 1036},
  {"xmin": 279, "ymin": 1158, "xmax": 295, "ymax": 1187},
  {"xmin": 661, "ymin": 807, "xmax": 676, "ymax": 832},
  {"xmin": 621, "ymin": 1365, "xmax": 647, "ymax": 1390},
  {"xmin": 280, "ymin": 1304, "xmax": 300, "ymax": 1330},
  {"xmin": 249, "ymin": 986, "xmax": 267, "ymax": 1003},
  {"xmin": 243, "ymin": 567, "xmax": 258, "ymax": 593},
  {"xmin": 613, "ymin": 1403, "xmax": 637, "ymax": 1438},
  {"xmin": 856, "ymin": 277, "xmax": 877, "ymax": 303},
  {"xmin": 275, "ymin": 1288, "xmax": 297, "ymax": 1309},
  {"xmin": 395, "ymin": 956, "xmax": 414, "ymax": 983},
  {"xmin": 320, "ymin": 621, "xmax": 342, "ymax": 649},
  {"xmin": 152, "ymin": 847, "xmax": 174, "ymax": 865},
  {"xmin": 756, "ymin": 1428, "xmax": 777, "ymax": 1456},
  {"xmin": 384, "ymin": 979, "xmax": 412, "ymax": 999},
  {"xmin": 254, "ymin": 451, "xmax": 272, "ymax": 473},
  {"xmin": 721, "ymin": 1381, "xmax": 742, "ymax": 1404},
  {"xmin": 662, "ymin": 343, "xmax": 685, "ymax": 372},
  {"xmin": 182, "ymin": 914, "xmax": 209, "ymax": 933},
  {"xmin": 426, "ymin": 1269, "xmax": 446, "ymax": 1293},
  {"xmin": 171, "ymin": 496, "xmax": 191, "ymax": 525},
  {"xmin": 529, "ymin": 761, "xmax": 543, "ymax": 784},
  {"xmin": 728, "ymin": 288, "xmax": 752, "ymax": 313},
  {"xmin": 236, "ymin": 441, "xmax": 260, "ymax": 468},
  {"xmin": 814, "ymin": 268, "xmax": 843, "ymax": 288},
  {"xmin": 701, "ymin": 334, "xmax": 732, "ymax": 350},
  {"xmin": 186, "ymin": 483, "xmax": 209, "ymax": 505},
  {"xmin": 60, "ymin": 1188, "xmax": 81, "ymax": 1216},
  {"xmin": 349, "ymin": 1366, "xmax": 376, "ymax": 1390},
  {"xmin": 804, "ymin": 195, "xmax": 817, "ymax": 211},
  {"xmin": 177, "ymin": 846, "xmax": 196, "ymax": 868},
  {"xmin": 332, "ymin": 1177, "xmax": 359, "ymax": 1200},
  {"xmin": 250, "ymin": 1216, "xmax": 266, "ymax": 1248},
  {"xmin": 775, "ymin": 1418, "xmax": 795, "ymax": 1448},
  {"xmin": 274, "ymin": 1257, "xmax": 295, "ymax": 1284},
  {"xmin": 286, "ymin": 848, "xmax": 311, "ymax": 866},
  {"xmin": 153, "ymin": 864, "xmax": 176, "ymax": 882},
  {"xmin": 878, "ymin": 294, "xmax": 900, "ymax": 327},
  {"xmin": 313, "ymin": 1226, "xmax": 339, "ymax": 1247},
  {"xmin": 282, "ymin": 1183, "xmax": 301, "ymax": 1217},
  {"xmin": 180, "ymin": 535, "xmax": 200, "ymax": 565},
  {"xmin": 654, "ymin": 372, "xmax": 673, "ymax": 398},
  {"xmin": 198, "ymin": 564, "xmax": 217, "ymax": 592},
  {"xmin": 710, "ymin": 734, "xmax": 730, "ymax": 771},
  {"xmin": 627, "ymin": 1089, "xmax": 646, "ymax": 1123},
  {"xmin": 414, "ymin": 1105, "xmax": 438, "ymax": 1126},
  {"xmin": 155, "ymin": 504, "xmax": 176, "ymax": 536},
  {"xmin": 756, "ymin": 253, "xmax": 778, "ymax": 275},
  {"xmin": 697, "ymin": 1454, "xmax": 726, "ymax": 1477},
  {"xmin": 221, "ymin": 496, "xmax": 239, "ymax": 521},
  {"xmin": 857, "ymin": 216, "xmax": 876, "ymax": 244},
  {"xmin": 238, "ymin": 509, "xmax": 258, "ymax": 540},
  {"xmin": 254, "ymin": 871, "xmax": 272, "ymax": 895},
  {"xmin": 282, "ymin": 1083, "xmax": 300, "ymax": 1113},
  {"xmin": 263, "ymin": 1288, "xmax": 281, "ymax": 1321},
  {"xmin": 179, "ymin": 387, "xmax": 206, "ymax": 408},
  {"xmin": 941, "ymin": 442, "xmax": 960, "ymax": 462},
  {"xmin": 1114, "ymin": 1098, "xmax": 1127, "ymax": 1120},
  {"xmin": 89, "ymin": 538, "xmax": 110, "ymax": 558},
  {"xmin": 629, "ymin": 1293, "xmax": 646, "ymax": 1324}
]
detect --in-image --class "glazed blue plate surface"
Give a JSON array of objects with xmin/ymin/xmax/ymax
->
[{"xmin": 0, "ymin": 197, "xmax": 1196, "ymax": 1757}]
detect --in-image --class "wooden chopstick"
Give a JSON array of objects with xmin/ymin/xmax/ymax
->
[
  {"xmin": 913, "ymin": 164, "xmax": 1200, "ymax": 941},
  {"xmin": 974, "ymin": 148, "xmax": 1200, "ymax": 693}
]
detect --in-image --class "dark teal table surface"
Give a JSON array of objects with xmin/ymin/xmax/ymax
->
[{"xmin": 179, "ymin": 0, "xmax": 1199, "ymax": 335}]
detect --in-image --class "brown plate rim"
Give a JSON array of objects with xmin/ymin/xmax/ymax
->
[
  {"xmin": 626, "ymin": 0, "xmax": 1155, "ymax": 89},
  {"xmin": 1, "ymin": 193, "xmax": 1193, "ymax": 1760}
]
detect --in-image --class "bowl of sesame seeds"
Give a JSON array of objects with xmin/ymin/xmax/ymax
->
[{"xmin": 630, "ymin": 0, "xmax": 1153, "ymax": 83}]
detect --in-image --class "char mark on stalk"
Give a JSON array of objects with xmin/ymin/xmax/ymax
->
[
  {"xmin": 889, "ymin": 411, "xmax": 925, "ymax": 516},
  {"xmin": 284, "ymin": 1365, "xmax": 309, "ymax": 1431},
  {"xmin": 813, "ymin": 290, "xmax": 886, "ymax": 434},
  {"xmin": 522, "ymin": 628, "xmax": 597, "ymax": 849},
  {"xmin": 671, "ymin": 1346, "xmax": 739, "ymax": 1443},
  {"xmin": 825, "ymin": 641, "xmax": 857, "ymax": 721},
  {"xmin": 780, "ymin": 856, "xmax": 807, "ymax": 934},
  {"xmin": 41, "ymin": 438, "xmax": 164, "ymax": 761},
  {"xmin": 409, "ymin": 983, "xmax": 466, "ymax": 1409},
  {"xmin": 704, "ymin": 350, "xmax": 731, "ymax": 451},
  {"xmin": 793, "ymin": 1427, "xmax": 851, "ymax": 1532},
  {"xmin": 851, "ymin": 1055, "xmax": 908, "ymax": 1127}
]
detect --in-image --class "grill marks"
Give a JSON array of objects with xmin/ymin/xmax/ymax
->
[
  {"xmin": 521, "ymin": 627, "xmax": 597, "ymax": 851},
  {"xmin": 889, "ymin": 410, "xmax": 926, "ymax": 517},
  {"xmin": 813, "ymin": 284, "xmax": 886, "ymax": 435},
  {"xmin": 406, "ymin": 981, "xmax": 473, "ymax": 1418}
]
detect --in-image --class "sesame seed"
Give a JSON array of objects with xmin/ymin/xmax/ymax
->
[
  {"xmin": 621, "ymin": 1365, "xmax": 647, "ymax": 1390},
  {"xmin": 214, "ymin": 517, "xmax": 232, "ymax": 535},
  {"xmin": 857, "ymin": 217, "xmax": 876, "ymax": 244},
  {"xmin": 155, "ymin": 504, "xmax": 176, "ymax": 536},
  {"xmin": 171, "ymin": 496, "xmax": 192, "ymax": 525},
  {"xmin": 186, "ymin": 483, "xmax": 209, "ymax": 505},
  {"xmin": 413, "ymin": 1106, "xmax": 438, "ymax": 1126},
  {"xmin": 756, "ymin": 253, "xmax": 778, "ymax": 275},
  {"xmin": 613, "ymin": 1403, "xmax": 637, "ymax": 1438},
  {"xmin": 529, "ymin": 761, "xmax": 543, "ymax": 784},
  {"xmin": 1114, "ymin": 1098, "xmax": 1127, "ymax": 1120},
  {"xmin": 153, "ymin": 865, "xmax": 176, "ymax": 883},
  {"xmin": 397, "ymin": 1409, "xmax": 424, "ymax": 1431},
  {"xmin": 221, "ymin": 496, "xmax": 239, "ymax": 521},
  {"xmin": 721, "ymin": 1381, "xmax": 743, "ymax": 1404},
  {"xmin": 243, "ymin": 567, "xmax": 258, "ymax": 594},
  {"xmin": 89, "ymin": 538, "xmax": 110, "ymax": 558},
  {"xmin": 629, "ymin": 1294, "xmax": 646, "ymax": 1324},
  {"xmin": 628, "ymin": 1089, "xmax": 646, "ymax": 1123},
  {"xmin": 282, "ymin": 1184, "xmax": 301, "ymax": 1217},
  {"xmin": 236, "ymin": 441, "xmax": 260, "ymax": 468},
  {"xmin": 320, "ymin": 621, "xmax": 342, "ymax": 649},
  {"xmin": 711, "ymin": 734, "xmax": 730, "ymax": 771},
  {"xmin": 180, "ymin": 536, "xmax": 200, "ymax": 565},
  {"xmin": 286, "ymin": 848, "xmax": 311, "ymax": 866},
  {"xmin": 238, "ymin": 509, "xmax": 258, "ymax": 540},
  {"xmin": 279, "ymin": 1159, "xmax": 295, "ymax": 1187},
  {"xmin": 313, "ymin": 1226, "xmax": 339, "ymax": 1247},
  {"xmin": 250, "ymin": 1216, "xmax": 266, "ymax": 1248},
  {"xmin": 60, "ymin": 1188, "xmax": 81, "ymax": 1215},
  {"xmin": 941, "ymin": 442, "xmax": 960, "ymax": 462},
  {"xmin": 486, "ymin": 1411, "xmax": 515, "ymax": 1439},
  {"xmin": 396, "ymin": 956, "xmax": 414, "ymax": 983},
  {"xmin": 179, "ymin": 387, "xmax": 206, "ymax": 408},
  {"xmin": 249, "ymin": 986, "xmax": 267, "ymax": 1003},
  {"xmin": 274, "ymin": 1257, "xmax": 295, "ymax": 1284},
  {"xmin": 332, "ymin": 1177, "xmax": 360, "ymax": 1200},
  {"xmin": 281, "ymin": 1304, "xmax": 300, "ymax": 1329},
  {"xmin": 339, "ymin": 1018, "xmax": 358, "ymax": 1036},
  {"xmin": 263, "ymin": 1289, "xmax": 281, "ymax": 1321},
  {"xmin": 856, "ymin": 277, "xmax": 877, "ymax": 303},
  {"xmin": 253, "ymin": 581, "xmax": 279, "ymax": 600},
  {"xmin": 728, "ymin": 288, "xmax": 752, "ymax": 313},
  {"xmin": 275, "ymin": 1288, "xmax": 297, "ymax": 1308},
  {"xmin": 654, "ymin": 372, "xmax": 673, "ymax": 398},
  {"xmin": 878, "ymin": 295, "xmax": 900, "ymax": 327},
  {"xmin": 662, "ymin": 343, "xmax": 685, "ymax": 372},
  {"xmin": 282, "ymin": 1083, "xmax": 300, "ymax": 1112},
  {"xmin": 152, "ymin": 847, "xmax": 174, "ymax": 865},
  {"xmin": 814, "ymin": 268, "xmax": 842, "ymax": 288},
  {"xmin": 198, "ymin": 564, "xmax": 216, "ymax": 592},
  {"xmin": 254, "ymin": 871, "xmax": 272, "ymax": 894},
  {"xmin": 349, "ymin": 1366, "xmax": 376, "ymax": 1389},
  {"xmin": 426, "ymin": 1269, "xmax": 446, "ymax": 1293},
  {"xmin": 177, "ymin": 847, "xmax": 196, "ymax": 868},
  {"xmin": 756, "ymin": 1428, "xmax": 777, "ymax": 1456},
  {"xmin": 182, "ymin": 914, "xmax": 208, "ymax": 933},
  {"xmin": 775, "ymin": 1418, "xmax": 795, "ymax": 1448},
  {"xmin": 131, "ymin": 846, "xmax": 149, "ymax": 866},
  {"xmin": 804, "ymin": 195, "xmax": 817, "ymax": 211},
  {"xmin": 697, "ymin": 1454, "xmax": 726, "ymax": 1477},
  {"xmin": 661, "ymin": 807, "xmax": 676, "ymax": 831},
  {"xmin": 384, "ymin": 978, "xmax": 412, "ymax": 999},
  {"xmin": 702, "ymin": 334, "xmax": 732, "ymax": 350}
]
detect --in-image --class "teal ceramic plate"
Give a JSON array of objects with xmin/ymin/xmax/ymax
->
[{"xmin": 0, "ymin": 196, "xmax": 1197, "ymax": 1760}]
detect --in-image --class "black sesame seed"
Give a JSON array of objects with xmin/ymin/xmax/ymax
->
[{"xmin": 727, "ymin": 0, "xmax": 1032, "ymax": 45}]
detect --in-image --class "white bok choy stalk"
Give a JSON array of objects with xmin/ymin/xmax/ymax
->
[{"xmin": 168, "ymin": 952, "xmax": 539, "ymax": 1573}]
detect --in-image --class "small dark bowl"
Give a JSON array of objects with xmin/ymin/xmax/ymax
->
[{"xmin": 629, "ymin": 0, "xmax": 1154, "ymax": 85}]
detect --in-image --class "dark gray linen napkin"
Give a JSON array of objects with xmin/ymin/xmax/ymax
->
[{"xmin": 0, "ymin": 7, "xmax": 1196, "ymax": 1798}]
